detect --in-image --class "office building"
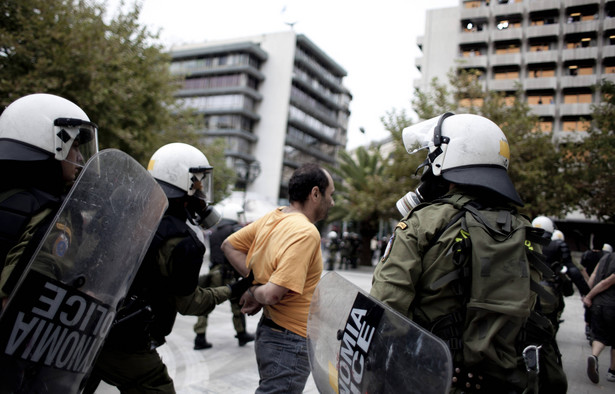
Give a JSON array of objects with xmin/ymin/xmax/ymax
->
[
  {"xmin": 415, "ymin": 0, "xmax": 615, "ymax": 141},
  {"xmin": 169, "ymin": 30, "xmax": 351, "ymax": 205}
]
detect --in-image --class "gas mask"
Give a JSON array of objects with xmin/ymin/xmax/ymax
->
[
  {"xmin": 396, "ymin": 167, "xmax": 450, "ymax": 217},
  {"xmin": 186, "ymin": 196, "xmax": 221, "ymax": 229}
]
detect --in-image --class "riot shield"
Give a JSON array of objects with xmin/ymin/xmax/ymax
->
[
  {"xmin": 308, "ymin": 272, "xmax": 453, "ymax": 394},
  {"xmin": 0, "ymin": 149, "xmax": 168, "ymax": 393}
]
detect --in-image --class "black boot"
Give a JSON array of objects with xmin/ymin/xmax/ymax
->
[
  {"xmin": 236, "ymin": 331, "xmax": 255, "ymax": 346},
  {"xmin": 194, "ymin": 333, "xmax": 212, "ymax": 350}
]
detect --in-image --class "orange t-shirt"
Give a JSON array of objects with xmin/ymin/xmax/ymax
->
[{"xmin": 227, "ymin": 207, "xmax": 323, "ymax": 337}]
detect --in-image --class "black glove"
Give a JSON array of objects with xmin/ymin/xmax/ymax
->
[{"xmin": 227, "ymin": 271, "xmax": 255, "ymax": 300}]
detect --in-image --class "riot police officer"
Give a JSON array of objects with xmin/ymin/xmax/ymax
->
[
  {"xmin": 0, "ymin": 93, "xmax": 99, "ymax": 303},
  {"xmin": 371, "ymin": 113, "xmax": 567, "ymax": 393},
  {"xmin": 83, "ymin": 143, "xmax": 252, "ymax": 393}
]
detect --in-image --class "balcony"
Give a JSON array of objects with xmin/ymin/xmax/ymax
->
[
  {"xmin": 457, "ymin": 55, "xmax": 488, "ymax": 68},
  {"xmin": 559, "ymin": 103, "xmax": 593, "ymax": 116},
  {"xmin": 488, "ymin": 78, "xmax": 520, "ymax": 91},
  {"xmin": 493, "ymin": 2, "xmax": 523, "ymax": 15},
  {"xmin": 491, "ymin": 27, "xmax": 523, "ymax": 41},
  {"xmin": 491, "ymin": 53, "xmax": 521, "ymax": 66},
  {"xmin": 560, "ymin": 74, "xmax": 598, "ymax": 88},
  {"xmin": 564, "ymin": 0, "xmax": 599, "ymax": 6},
  {"xmin": 525, "ymin": 50, "xmax": 559, "ymax": 64},
  {"xmin": 563, "ymin": 20, "xmax": 600, "ymax": 35},
  {"xmin": 605, "ymin": 18, "xmax": 615, "ymax": 30},
  {"xmin": 526, "ymin": 24, "xmax": 560, "ymax": 39},
  {"xmin": 415, "ymin": 56, "xmax": 423, "ymax": 72},
  {"xmin": 602, "ymin": 74, "xmax": 615, "ymax": 83},
  {"xmin": 528, "ymin": 0, "xmax": 561, "ymax": 13},
  {"xmin": 524, "ymin": 77, "xmax": 557, "ymax": 90},
  {"xmin": 459, "ymin": 31, "xmax": 489, "ymax": 44},
  {"xmin": 601, "ymin": 46, "xmax": 615, "ymax": 58},
  {"xmin": 460, "ymin": 6, "xmax": 489, "ymax": 19},
  {"xmin": 562, "ymin": 47, "xmax": 599, "ymax": 62},
  {"xmin": 529, "ymin": 104, "xmax": 556, "ymax": 117}
]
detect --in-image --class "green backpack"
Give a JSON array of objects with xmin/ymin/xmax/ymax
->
[{"xmin": 427, "ymin": 196, "xmax": 561, "ymax": 391}]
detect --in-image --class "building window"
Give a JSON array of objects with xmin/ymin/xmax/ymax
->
[
  {"xmin": 567, "ymin": 65, "xmax": 593, "ymax": 76},
  {"xmin": 459, "ymin": 97, "xmax": 484, "ymax": 107},
  {"xmin": 495, "ymin": 42, "xmax": 520, "ymax": 54},
  {"xmin": 463, "ymin": 20, "xmax": 486, "ymax": 32},
  {"xmin": 529, "ymin": 67, "xmax": 555, "ymax": 78},
  {"xmin": 562, "ymin": 118, "xmax": 591, "ymax": 132},
  {"xmin": 538, "ymin": 121, "xmax": 553, "ymax": 133},
  {"xmin": 528, "ymin": 95, "xmax": 554, "ymax": 105},
  {"xmin": 464, "ymin": 1, "xmax": 481, "ymax": 9},
  {"xmin": 288, "ymin": 106, "xmax": 337, "ymax": 139},
  {"xmin": 184, "ymin": 74, "xmax": 243, "ymax": 90},
  {"xmin": 291, "ymin": 85, "xmax": 336, "ymax": 119},
  {"xmin": 564, "ymin": 92, "xmax": 592, "ymax": 104},
  {"xmin": 181, "ymin": 94, "xmax": 255, "ymax": 111},
  {"xmin": 494, "ymin": 70, "xmax": 519, "ymax": 79}
]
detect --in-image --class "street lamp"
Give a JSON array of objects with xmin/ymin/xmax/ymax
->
[{"xmin": 234, "ymin": 159, "xmax": 261, "ymax": 209}]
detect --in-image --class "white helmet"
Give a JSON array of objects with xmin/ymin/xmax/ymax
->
[
  {"xmin": 147, "ymin": 142, "xmax": 213, "ymax": 202},
  {"xmin": 0, "ymin": 93, "xmax": 98, "ymax": 164},
  {"xmin": 532, "ymin": 216, "xmax": 554, "ymax": 234},
  {"xmin": 218, "ymin": 202, "xmax": 245, "ymax": 223},
  {"xmin": 402, "ymin": 113, "xmax": 522, "ymax": 205},
  {"xmin": 551, "ymin": 230, "xmax": 564, "ymax": 241},
  {"xmin": 327, "ymin": 230, "xmax": 338, "ymax": 240},
  {"xmin": 603, "ymin": 243, "xmax": 613, "ymax": 253}
]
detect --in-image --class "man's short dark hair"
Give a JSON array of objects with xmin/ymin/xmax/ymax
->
[{"xmin": 288, "ymin": 163, "xmax": 329, "ymax": 204}]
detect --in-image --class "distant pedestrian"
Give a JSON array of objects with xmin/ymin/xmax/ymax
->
[
  {"xmin": 583, "ymin": 250, "xmax": 615, "ymax": 384},
  {"xmin": 580, "ymin": 243, "xmax": 613, "ymax": 340}
]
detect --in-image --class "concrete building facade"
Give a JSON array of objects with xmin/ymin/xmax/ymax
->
[
  {"xmin": 170, "ymin": 31, "xmax": 351, "ymax": 205},
  {"xmin": 415, "ymin": 0, "xmax": 615, "ymax": 141}
]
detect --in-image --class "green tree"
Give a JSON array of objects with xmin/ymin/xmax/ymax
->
[
  {"xmin": 327, "ymin": 109, "xmax": 418, "ymax": 266},
  {"xmin": 327, "ymin": 146, "xmax": 389, "ymax": 265},
  {"xmin": 561, "ymin": 79, "xmax": 615, "ymax": 222},
  {"xmin": 0, "ymin": 0, "xmax": 233, "ymax": 201},
  {"xmin": 380, "ymin": 108, "xmax": 423, "ymax": 217}
]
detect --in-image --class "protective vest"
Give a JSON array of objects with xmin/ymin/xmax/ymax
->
[
  {"xmin": 106, "ymin": 215, "xmax": 205, "ymax": 350},
  {"xmin": 412, "ymin": 194, "xmax": 564, "ymax": 393}
]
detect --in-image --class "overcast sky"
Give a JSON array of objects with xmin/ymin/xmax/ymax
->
[{"xmin": 107, "ymin": 0, "xmax": 459, "ymax": 149}]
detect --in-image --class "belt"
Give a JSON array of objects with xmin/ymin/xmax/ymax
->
[{"xmin": 261, "ymin": 317, "xmax": 285, "ymax": 331}]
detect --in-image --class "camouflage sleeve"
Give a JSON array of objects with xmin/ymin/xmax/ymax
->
[
  {"xmin": 175, "ymin": 285, "xmax": 231, "ymax": 316},
  {"xmin": 370, "ymin": 218, "xmax": 423, "ymax": 319}
]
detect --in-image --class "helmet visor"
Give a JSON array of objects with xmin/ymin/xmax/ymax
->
[
  {"xmin": 54, "ymin": 118, "xmax": 99, "ymax": 166},
  {"xmin": 402, "ymin": 113, "xmax": 454, "ymax": 154},
  {"xmin": 402, "ymin": 116, "xmax": 440, "ymax": 154},
  {"xmin": 189, "ymin": 166, "xmax": 214, "ymax": 203}
]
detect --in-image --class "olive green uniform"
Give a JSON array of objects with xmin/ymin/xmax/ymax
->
[
  {"xmin": 371, "ymin": 192, "xmax": 567, "ymax": 393},
  {"xmin": 194, "ymin": 264, "xmax": 244, "ymax": 335},
  {"xmin": 83, "ymin": 217, "xmax": 231, "ymax": 394}
]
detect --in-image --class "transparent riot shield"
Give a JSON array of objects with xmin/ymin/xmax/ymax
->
[
  {"xmin": 308, "ymin": 272, "xmax": 453, "ymax": 394},
  {"xmin": 0, "ymin": 149, "xmax": 168, "ymax": 393}
]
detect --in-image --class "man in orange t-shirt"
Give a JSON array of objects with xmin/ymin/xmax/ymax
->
[{"xmin": 222, "ymin": 163, "xmax": 334, "ymax": 393}]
